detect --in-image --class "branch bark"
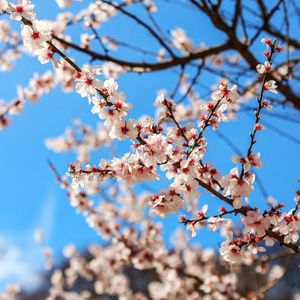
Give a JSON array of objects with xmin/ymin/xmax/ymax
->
[
  {"xmin": 53, "ymin": 35, "xmax": 232, "ymax": 72},
  {"xmin": 198, "ymin": 0, "xmax": 300, "ymax": 110}
]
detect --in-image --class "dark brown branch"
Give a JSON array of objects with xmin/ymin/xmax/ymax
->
[
  {"xmin": 164, "ymin": 98, "xmax": 189, "ymax": 143},
  {"xmin": 180, "ymin": 207, "xmax": 238, "ymax": 225},
  {"xmin": 195, "ymin": 178, "xmax": 300, "ymax": 254},
  {"xmin": 187, "ymin": 98, "xmax": 223, "ymax": 157},
  {"xmin": 52, "ymin": 35, "xmax": 231, "ymax": 72},
  {"xmin": 282, "ymin": 0, "xmax": 290, "ymax": 79},
  {"xmin": 189, "ymin": 0, "xmax": 203, "ymax": 10},
  {"xmin": 250, "ymin": 0, "xmax": 284, "ymax": 45},
  {"xmin": 232, "ymin": 0, "xmax": 241, "ymax": 30},
  {"xmin": 0, "ymin": 99, "xmax": 21, "ymax": 120},
  {"xmin": 197, "ymin": 3, "xmax": 300, "ymax": 110},
  {"xmin": 48, "ymin": 41, "xmax": 81, "ymax": 73},
  {"xmin": 239, "ymin": 5, "xmax": 249, "ymax": 42},
  {"xmin": 260, "ymin": 24, "xmax": 300, "ymax": 49},
  {"xmin": 195, "ymin": 178, "xmax": 235, "ymax": 207},
  {"xmin": 256, "ymin": 0, "xmax": 267, "ymax": 19}
]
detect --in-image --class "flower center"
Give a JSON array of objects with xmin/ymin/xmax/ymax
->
[
  {"xmin": 16, "ymin": 5, "xmax": 24, "ymax": 13},
  {"xmin": 31, "ymin": 31, "xmax": 40, "ymax": 40},
  {"xmin": 84, "ymin": 79, "xmax": 93, "ymax": 85}
]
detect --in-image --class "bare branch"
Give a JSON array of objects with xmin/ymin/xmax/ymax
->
[
  {"xmin": 250, "ymin": 0, "xmax": 284, "ymax": 45},
  {"xmin": 52, "ymin": 35, "xmax": 231, "ymax": 72}
]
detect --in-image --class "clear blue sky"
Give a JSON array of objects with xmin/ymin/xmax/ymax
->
[{"xmin": 0, "ymin": 0, "xmax": 299, "ymax": 291}]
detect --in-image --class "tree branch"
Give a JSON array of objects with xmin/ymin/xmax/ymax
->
[{"xmin": 52, "ymin": 35, "xmax": 231, "ymax": 72}]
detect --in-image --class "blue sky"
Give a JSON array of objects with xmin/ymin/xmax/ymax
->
[{"xmin": 0, "ymin": 0, "xmax": 299, "ymax": 291}]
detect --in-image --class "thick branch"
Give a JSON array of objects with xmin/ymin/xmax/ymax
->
[
  {"xmin": 198, "ymin": 1, "xmax": 300, "ymax": 110},
  {"xmin": 53, "ymin": 35, "xmax": 231, "ymax": 72}
]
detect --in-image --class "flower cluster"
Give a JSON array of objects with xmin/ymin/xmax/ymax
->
[
  {"xmin": 54, "ymin": 38, "xmax": 298, "ymax": 269},
  {"xmin": 2, "ymin": 0, "xmax": 299, "ymax": 291}
]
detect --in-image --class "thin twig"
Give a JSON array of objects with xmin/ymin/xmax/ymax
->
[
  {"xmin": 177, "ymin": 60, "xmax": 205, "ymax": 104},
  {"xmin": 239, "ymin": 42, "xmax": 276, "ymax": 179},
  {"xmin": 90, "ymin": 25, "xmax": 108, "ymax": 54},
  {"xmin": 170, "ymin": 64, "xmax": 185, "ymax": 99},
  {"xmin": 249, "ymin": 0, "xmax": 284, "ymax": 45},
  {"xmin": 282, "ymin": 0, "xmax": 290, "ymax": 79},
  {"xmin": 100, "ymin": 0, "xmax": 176, "ymax": 57}
]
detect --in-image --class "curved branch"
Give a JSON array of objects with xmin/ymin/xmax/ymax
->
[
  {"xmin": 52, "ymin": 35, "xmax": 232, "ymax": 72},
  {"xmin": 195, "ymin": 178, "xmax": 300, "ymax": 254},
  {"xmin": 197, "ymin": 1, "xmax": 300, "ymax": 111}
]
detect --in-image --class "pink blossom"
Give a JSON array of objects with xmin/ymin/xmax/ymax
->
[
  {"xmin": 172, "ymin": 176, "xmax": 201, "ymax": 202},
  {"xmin": 254, "ymin": 123, "xmax": 265, "ymax": 131},
  {"xmin": 262, "ymin": 99, "xmax": 273, "ymax": 111},
  {"xmin": 153, "ymin": 93, "xmax": 165, "ymax": 107},
  {"xmin": 221, "ymin": 167, "xmax": 254, "ymax": 198},
  {"xmin": 7, "ymin": 0, "xmax": 35, "ymax": 21},
  {"xmin": 21, "ymin": 20, "xmax": 52, "ymax": 54},
  {"xmin": 232, "ymin": 152, "xmax": 262, "ymax": 172},
  {"xmin": 75, "ymin": 65, "xmax": 102, "ymax": 101},
  {"xmin": 294, "ymin": 190, "xmax": 300, "ymax": 203},
  {"xmin": 215, "ymin": 104, "xmax": 229, "ymax": 123},
  {"xmin": 263, "ymin": 50, "xmax": 270, "ymax": 58},
  {"xmin": 111, "ymin": 153, "xmax": 131, "ymax": 180},
  {"xmin": 109, "ymin": 118, "xmax": 137, "ymax": 142},
  {"xmin": 146, "ymin": 3, "xmax": 157, "ymax": 13},
  {"xmin": 256, "ymin": 61, "xmax": 271, "ymax": 74},
  {"xmin": 130, "ymin": 157, "xmax": 159, "ymax": 184},
  {"xmin": 232, "ymin": 196, "xmax": 242, "ymax": 209},
  {"xmin": 274, "ymin": 214, "xmax": 300, "ymax": 244},
  {"xmin": 36, "ymin": 45, "xmax": 61, "ymax": 68},
  {"xmin": 186, "ymin": 222, "xmax": 197, "ymax": 237},
  {"xmin": 69, "ymin": 188, "xmax": 93, "ymax": 215},
  {"xmin": 86, "ymin": 212, "xmax": 120, "ymax": 240},
  {"xmin": 170, "ymin": 28, "xmax": 194, "ymax": 54},
  {"xmin": 80, "ymin": 33, "xmax": 95, "ymax": 49},
  {"xmin": 248, "ymin": 152, "xmax": 263, "ymax": 168},
  {"xmin": 274, "ymin": 45, "xmax": 283, "ymax": 53},
  {"xmin": 148, "ymin": 188, "xmax": 186, "ymax": 218},
  {"xmin": 207, "ymin": 217, "xmax": 232, "ymax": 231},
  {"xmin": 67, "ymin": 160, "xmax": 85, "ymax": 189},
  {"xmin": 261, "ymin": 37, "xmax": 272, "ymax": 46},
  {"xmin": 264, "ymin": 80, "xmax": 278, "ymax": 94},
  {"xmin": 241, "ymin": 210, "xmax": 270, "ymax": 236},
  {"xmin": 211, "ymin": 83, "xmax": 240, "ymax": 103},
  {"xmin": 142, "ymin": 134, "xmax": 172, "ymax": 167},
  {"xmin": 219, "ymin": 232, "xmax": 243, "ymax": 264},
  {"xmin": 247, "ymin": 243, "xmax": 266, "ymax": 255},
  {"xmin": 102, "ymin": 61, "xmax": 123, "ymax": 79}
]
